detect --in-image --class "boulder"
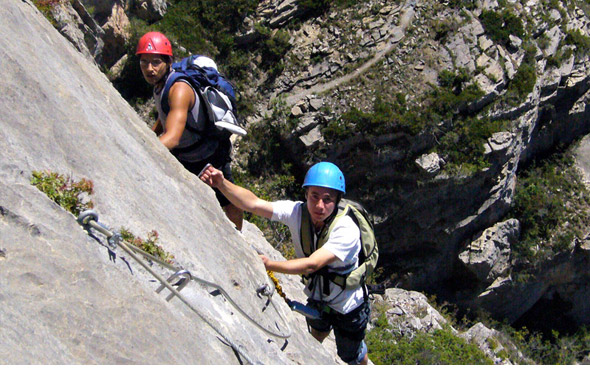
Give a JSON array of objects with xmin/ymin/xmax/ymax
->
[
  {"xmin": 459, "ymin": 219, "xmax": 520, "ymax": 284},
  {"xmin": 100, "ymin": 1, "xmax": 130, "ymax": 68},
  {"xmin": 373, "ymin": 288, "xmax": 449, "ymax": 335},
  {"xmin": 133, "ymin": 0, "xmax": 167, "ymax": 22},
  {"xmin": 415, "ymin": 152, "xmax": 443, "ymax": 175}
]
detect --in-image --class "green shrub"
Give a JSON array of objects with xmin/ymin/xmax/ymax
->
[
  {"xmin": 508, "ymin": 62, "xmax": 536, "ymax": 99},
  {"xmin": 31, "ymin": 170, "xmax": 94, "ymax": 216},
  {"xmin": 433, "ymin": 18, "xmax": 460, "ymax": 42},
  {"xmin": 505, "ymin": 45, "xmax": 537, "ymax": 104},
  {"xmin": 253, "ymin": 24, "xmax": 291, "ymax": 75},
  {"xmin": 480, "ymin": 9, "xmax": 525, "ymax": 46},
  {"xmin": 298, "ymin": 0, "xmax": 331, "ymax": 16},
  {"xmin": 448, "ymin": 0, "xmax": 478, "ymax": 10},
  {"xmin": 509, "ymin": 150, "xmax": 590, "ymax": 264},
  {"xmin": 564, "ymin": 29, "xmax": 590, "ymax": 58},
  {"xmin": 435, "ymin": 131, "xmax": 494, "ymax": 174},
  {"xmin": 547, "ymin": 47, "xmax": 573, "ymax": 68},
  {"xmin": 158, "ymin": 0, "xmax": 259, "ymax": 58},
  {"xmin": 505, "ymin": 325, "xmax": 590, "ymax": 364},
  {"xmin": 120, "ymin": 228, "xmax": 175, "ymax": 265},
  {"xmin": 366, "ymin": 311, "xmax": 493, "ymax": 364},
  {"xmin": 323, "ymin": 69, "xmax": 492, "ymax": 174},
  {"xmin": 32, "ymin": 0, "xmax": 63, "ymax": 27},
  {"xmin": 322, "ymin": 92, "xmax": 415, "ymax": 142}
]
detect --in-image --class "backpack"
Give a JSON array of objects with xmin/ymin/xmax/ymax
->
[
  {"xmin": 300, "ymin": 198, "xmax": 379, "ymax": 292},
  {"xmin": 160, "ymin": 55, "xmax": 246, "ymax": 136}
]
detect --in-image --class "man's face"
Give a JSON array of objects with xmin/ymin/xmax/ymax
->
[
  {"xmin": 139, "ymin": 54, "xmax": 169, "ymax": 86},
  {"xmin": 306, "ymin": 186, "xmax": 339, "ymax": 226}
]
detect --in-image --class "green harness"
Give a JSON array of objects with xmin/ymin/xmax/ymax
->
[{"xmin": 300, "ymin": 199, "xmax": 379, "ymax": 293}]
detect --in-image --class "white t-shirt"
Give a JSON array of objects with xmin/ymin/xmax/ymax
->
[{"xmin": 271, "ymin": 200, "xmax": 365, "ymax": 314}]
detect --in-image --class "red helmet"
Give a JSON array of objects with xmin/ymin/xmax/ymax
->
[{"xmin": 136, "ymin": 32, "xmax": 173, "ymax": 56}]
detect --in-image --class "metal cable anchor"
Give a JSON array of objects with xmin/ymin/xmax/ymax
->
[
  {"xmin": 156, "ymin": 270, "xmax": 193, "ymax": 302},
  {"xmin": 256, "ymin": 283, "xmax": 273, "ymax": 298}
]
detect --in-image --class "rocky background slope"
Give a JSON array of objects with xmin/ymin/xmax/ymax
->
[
  {"xmin": 0, "ymin": 0, "xmax": 340, "ymax": 365},
  {"xmin": 5, "ymin": 0, "xmax": 590, "ymax": 364},
  {"xmin": 226, "ymin": 0, "xmax": 590, "ymax": 336},
  {"xmin": 238, "ymin": 0, "xmax": 590, "ymax": 334}
]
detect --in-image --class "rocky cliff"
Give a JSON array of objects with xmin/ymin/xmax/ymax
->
[
  {"xmin": 0, "ymin": 0, "xmax": 340, "ymax": 364},
  {"xmin": 238, "ymin": 0, "xmax": 590, "ymax": 331},
  {"xmin": 12, "ymin": 0, "xmax": 590, "ymax": 364}
]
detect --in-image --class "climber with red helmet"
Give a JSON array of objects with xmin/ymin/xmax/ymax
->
[
  {"xmin": 136, "ymin": 31, "xmax": 243, "ymax": 231},
  {"xmin": 199, "ymin": 162, "xmax": 371, "ymax": 365}
]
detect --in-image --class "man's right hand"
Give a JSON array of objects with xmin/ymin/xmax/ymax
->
[
  {"xmin": 199, "ymin": 164, "xmax": 224, "ymax": 188},
  {"xmin": 199, "ymin": 165, "xmax": 274, "ymax": 220}
]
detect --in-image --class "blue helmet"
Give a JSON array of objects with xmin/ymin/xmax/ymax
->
[{"xmin": 302, "ymin": 162, "xmax": 346, "ymax": 194}]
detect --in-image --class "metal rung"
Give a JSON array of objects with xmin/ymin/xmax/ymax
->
[{"xmin": 156, "ymin": 270, "xmax": 193, "ymax": 302}]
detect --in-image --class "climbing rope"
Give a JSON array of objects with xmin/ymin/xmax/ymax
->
[
  {"xmin": 266, "ymin": 271, "xmax": 287, "ymax": 301},
  {"xmin": 253, "ymin": 248, "xmax": 321, "ymax": 320},
  {"xmin": 77, "ymin": 210, "xmax": 292, "ymax": 364}
]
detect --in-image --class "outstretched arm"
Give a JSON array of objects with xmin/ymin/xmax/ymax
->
[
  {"xmin": 199, "ymin": 165, "xmax": 274, "ymax": 219},
  {"xmin": 259, "ymin": 247, "xmax": 338, "ymax": 275}
]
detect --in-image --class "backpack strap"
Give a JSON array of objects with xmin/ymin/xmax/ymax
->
[
  {"xmin": 299, "ymin": 203, "xmax": 352, "ymax": 292},
  {"xmin": 299, "ymin": 205, "xmax": 315, "ymax": 257},
  {"xmin": 160, "ymin": 68, "xmax": 237, "ymax": 139},
  {"xmin": 300, "ymin": 202, "xmax": 347, "ymax": 256},
  {"xmin": 160, "ymin": 71, "xmax": 188, "ymax": 115}
]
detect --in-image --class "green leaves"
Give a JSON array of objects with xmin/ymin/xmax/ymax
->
[
  {"xmin": 120, "ymin": 228, "xmax": 175, "ymax": 265},
  {"xmin": 510, "ymin": 151, "xmax": 590, "ymax": 263},
  {"xmin": 479, "ymin": 9, "xmax": 525, "ymax": 46},
  {"xmin": 366, "ymin": 312, "xmax": 493, "ymax": 365},
  {"xmin": 30, "ymin": 170, "xmax": 94, "ymax": 216}
]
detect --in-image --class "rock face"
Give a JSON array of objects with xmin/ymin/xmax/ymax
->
[
  {"xmin": 48, "ymin": 0, "xmax": 165, "ymax": 69},
  {"xmin": 459, "ymin": 219, "xmax": 520, "ymax": 285},
  {"xmin": 0, "ymin": 0, "xmax": 340, "ymax": 365},
  {"xmin": 372, "ymin": 288, "xmax": 449, "ymax": 335}
]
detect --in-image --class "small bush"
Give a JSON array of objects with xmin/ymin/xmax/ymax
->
[
  {"xmin": 253, "ymin": 24, "xmax": 291, "ymax": 73},
  {"xmin": 32, "ymin": 0, "xmax": 63, "ymax": 27},
  {"xmin": 31, "ymin": 170, "xmax": 94, "ymax": 216},
  {"xmin": 322, "ymin": 92, "xmax": 413, "ymax": 142},
  {"xmin": 366, "ymin": 311, "xmax": 493, "ymax": 364},
  {"xmin": 505, "ymin": 44, "xmax": 537, "ymax": 104},
  {"xmin": 505, "ymin": 325, "xmax": 590, "ymax": 364},
  {"xmin": 298, "ymin": 0, "xmax": 331, "ymax": 17},
  {"xmin": 448, "ymin": 0, "xmax": 478, "ymax": 10},
  {"xmin": 509, "ymin": 150, "xmax": 590, "ymax": 264},
  {"xmin": 323, "ymin": 69, "xmax": 492, "ymax": 174},
  {"xmin": 564, "ymin": 29, "xmax": 590, "ymax": 58},
  {"xmin": 480, "ymin": 9, "xmax": 525, "ymax": 46},
  {"xmin": 508, "ymin": 62, "xmax": 536, "ymax": 99},
  {"xmin": 120, "ymin": 228, "xmax": 175, "ymax": 265}
]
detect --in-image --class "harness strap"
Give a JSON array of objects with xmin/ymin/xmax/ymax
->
[{"xmin": 300, "ymin": 203, "xmax": 358, "ymax": 292}]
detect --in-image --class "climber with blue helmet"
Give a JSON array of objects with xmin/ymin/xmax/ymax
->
[{"xmin": 199, "ymin": 162, "xmax": 371, "ymax": 365}]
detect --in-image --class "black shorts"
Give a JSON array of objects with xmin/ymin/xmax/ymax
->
[{"xmin": 306, "ymin": 298, "xmax": 370, "ymax": 364}]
